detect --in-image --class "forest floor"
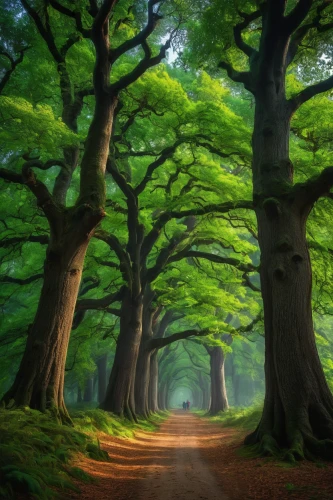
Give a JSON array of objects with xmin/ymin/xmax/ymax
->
[{"xmin": 68, "ymin": 410, "xmax": 333, "ymax": 500}]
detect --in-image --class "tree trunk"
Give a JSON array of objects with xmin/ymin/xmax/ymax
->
[
  {"xmin": 83, "ymin": 377, "xmax": 94, "ymax": 403},
  {"xmin": 158, "ymin": 381, "xmax": 167, "ymax": 411},
  {"xmin": 97, "ymin": 354, "xmax": 108, "ymax": 404},
  {"xmin": 134, "ymin": 350, "xmax": 151, "ymax": 418},
  {"xmin": 77, "ymin": 385, "xmax": 82, "ymax": 404},
  {"xmin": 2, "ymin": 233, "xmax": 91, "ymax": 422},
  {"xmin": 149, "ymin": 350, "xmax": 159, "ymax": 412},
  {"xmin": 233, "ymin": 373, "xmax": 241, "ymax": 407},
  {"xmin": 246, "ymin": 86, "xmax": 333, "ymax": 458},
  {"xmin": 102, "ymin": 288, "xmax": 143, "ymax": 419},
  {"xmin": 134, "ymin": 289, "xmax": 155, "ymax": 417},
  {"xmin": 209, "ymin": 346, "xmax": 229, "ymax": 415}
]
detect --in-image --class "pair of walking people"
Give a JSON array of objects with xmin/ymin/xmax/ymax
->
[{"xmin": 182, "ymin": 400, "xmax": 190, "ymax": 411}]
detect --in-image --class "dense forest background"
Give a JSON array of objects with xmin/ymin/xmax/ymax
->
[{"xmin": 0, "ymin": 0, "xmax": 333, "ymax": 496}]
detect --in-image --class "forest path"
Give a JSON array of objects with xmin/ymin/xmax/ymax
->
[
  {"xmin": 136, "ymin": 410, "xmax": 228, "ymax": 500},
  {"xmin": 69, "ymin": 410, "xmax": 230, "ymax": 500}
]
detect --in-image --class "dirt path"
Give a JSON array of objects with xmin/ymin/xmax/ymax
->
[
  {"xmin": 69, "ymin": 411, "xmax": 229, "ymax": 500},
  {"xmin": 137, "ymin": 411, "xmax": 228, "ymax": 500},
  {"xmin": 69, "ymin": 411, "xmax": 333, "ymax": 500}
]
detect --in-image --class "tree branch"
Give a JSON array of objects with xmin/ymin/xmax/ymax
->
[
  {"xmin": 0, "ymin": 234, "xmax": 49, "ymax": 248},
  {"xmin": 110, "ymin": 39, "xmax": 171, "ymax": 94},
  {"xmin": 149, "ymin": 328, "xmax": 210, "ymax": 350},
  {"xmin": 141, "ymin": 199, "xmax": 253, "ymax": 261},
  {"xmin": 0, "ymin": 47, "xmax": 30, "ymax": 94},
  {"xmin": 109, "ymin": 0, "xmax": 161, "ymax": 64},
  {"xmin": 284, "ymin": 0, "xmax": 314, "ymax": 34},
  {"xmin": 289, "ymin": 75, "xmax": 333, "ymax": 114},
  {"xmin": 21, "ymin": 160, "xmax": 62, "ymax": 228},
  {"xmin": 76, "ymin": 285, "xmax": 125, "ymax": 312},
  {"xmin": 218, "ymin": 61, "xmax": 252, "ymax": 91},
  {"xmin": 94, "ymin": 229, "xmax": 132, "ymax": 285},
  {"xmin": 0, "ymin": 273, "xmax": 43, "ymax": 285},
  {"xmin": 295, "ymin": 166, "xmax": 333, "ymax": 209},
  {"xmin": 169, "ymin": 250, "xmax": 257, "ymax": 273},
  {"xmin": 234, "ymin": 9, "xmax": 260, "ymax": 58}
]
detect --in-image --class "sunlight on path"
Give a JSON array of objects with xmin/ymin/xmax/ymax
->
[
  {"xmin": 70, "ymin": 411, "xmax": 230, "ymax": 500},
  {"xmin": 137, "ymin": 411, "xmax": 229, "ymax": 500}
]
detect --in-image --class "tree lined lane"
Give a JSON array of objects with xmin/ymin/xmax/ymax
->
[
  {"xmin": 69, "ymin": 411, "xmax": 229, "ymax": 500},
  {"xmin": 138, "ymin": 411, "xmax": 228, "ymax": 500}
]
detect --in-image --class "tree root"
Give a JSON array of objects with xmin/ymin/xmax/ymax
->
[{"xmin": 245, "ymin": 428, "xmax": 333, "ymax": 462}]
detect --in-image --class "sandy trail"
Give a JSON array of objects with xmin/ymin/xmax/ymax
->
[
  {"xmin": 138, "ymin": 411, "xmax": 228, "ymax": 500},
  {"xmin": 69, "ymin": 410, "xmax": 229, "ymax": 500}
]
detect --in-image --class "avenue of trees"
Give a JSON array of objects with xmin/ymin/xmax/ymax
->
[{"xmin": 1, "ymin": 0, "xmax": 333, "ymax": 461}]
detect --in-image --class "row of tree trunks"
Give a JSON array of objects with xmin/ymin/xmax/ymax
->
[{"xmin": 101, "ymin": 289, "xmax": 143, "ymax": 420}]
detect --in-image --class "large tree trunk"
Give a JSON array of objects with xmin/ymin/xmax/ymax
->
[
  {"xmin": 102, "ymin": 289, "xmax": 143, "ymax": 419},
  {"xmin": 209, "ymin": 346, "xmax": 229, "ymax": 415},
  {"xmin": 246, "ymin": 80, "xmax": 333, "ymax": 458},
  {"xmin": 83, "ymin": 377, "xmax": 94, "ymax": 403},
  {"xmin": 1, "ymin": 7, "xmax": 118, "ymax": 421},
  {"xmin": 158, "ymin": 380, "xmax": 168, "ymax": 411},
  {"xmin": 97, "ymin": 354, "xmax": 108, "ymax": 404},
  {"xmin": 134, "ymin": 289, "xmax": 155, "ymax": 418},
  {"xmin": 2, "ymin": 233, "xmax": 91, "ymax": 422},
  {"xmin": 149, "ymin": 350, "xmax": 159, "ymax": 412},
  {"xmin": 134, "ymin": 349, "xmax": 151, "ymax": 418},
  {"xmin": 198, "ymin": 372, "xmax": 210, "ymax": 411}
]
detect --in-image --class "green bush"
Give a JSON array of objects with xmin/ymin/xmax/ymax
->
[
  {"xmin": 195, "ymin": 405, "xmax": 262, "ymax": 432},
  {"xmin": 0, "ymin": 407, "xmax": 169, "ymax": 499}
]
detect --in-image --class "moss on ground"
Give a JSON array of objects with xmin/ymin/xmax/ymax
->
[
  {"xmin": 194, "ymin": 405, "xmax": 262, "ymax": 432},
  {"xmin": 0, "ymin": 407, "xmax": 169, "ymax": 499}
]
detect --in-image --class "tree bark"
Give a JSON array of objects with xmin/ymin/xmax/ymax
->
[
  {"xmin": 2, "ymin": 231, "xmax": 91, "ymax": 422},
  {"xmin": 134, "ymin": 289, "xmax": 155, "ymax": 417},
  {"xmin": 83, "ymin": 377, "xmax": 94, "ymax": 403},
  {"xmin": 101, "ymin": 288, "xmax": 143, "ymax": 420},
  {"xmin": 77, "ymin": 384, "xmax": 82, "ymax": 404},
  {"xmin": 149, "ymin": 350, "xmax": 159, "ymax": 412},
  {"xmin": 245, "ymin": 26, "xmax": 333, "ymax": 457},
  {"xmin": 208, "ymin": 346, "xmax": 229, "ymax": 415},
  {"xmin": 97, "ymin": 354, "xmax": 108, "ymax": 404}
]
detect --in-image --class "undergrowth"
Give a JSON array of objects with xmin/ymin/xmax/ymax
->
[
  {"xmin": 194, "ymin": 405, "xmax": 262, "ymax": 432},
  {"xmin": 0, "ymin": 407, "xmax": 168, "ymax": 499}
]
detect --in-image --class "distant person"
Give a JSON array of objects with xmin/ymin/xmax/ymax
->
[
  {"xmin": 183, "ymin": 401, "xmax": 186, "ymax": 410},
  {"xmin": 186, "ymin": 400, "xmax": 190, "ymax": 411}
]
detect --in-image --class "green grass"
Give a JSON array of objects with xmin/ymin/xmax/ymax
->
[
  {"xmin": 72, "ymin": 408, "xmax": 169, "ymax": 438},
  {"xmin": 0, "ymin": 407, "xmax": 169, "ymax": 499},
  {"xmin": 194, "ymin": 405, "xmax": 262, "ymax": 432}
]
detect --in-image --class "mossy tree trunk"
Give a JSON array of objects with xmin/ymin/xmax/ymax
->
[
  {"xmin": 1, "ymin": 2, "xmax": 118, "ymax": 421},
  {"xmin": 97, "ymin": 354, "xmax": 108, "ymax": 404},
  {"xmin": 207, "ymin": 346, "xmax": 229, "ymax": 415},
  {"xmin": 223, "ymin": 0, "xmax": 333, "ymax": 458},
  {"xmin": 148, "ymin": 350, "xmax": 159, "ymax": 412}
]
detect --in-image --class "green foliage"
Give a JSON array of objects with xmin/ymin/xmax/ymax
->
[
  {"xmin": 0, "ymin": 406, "xmax": 169, "ymax": 498},
  {"xmin": 196, "ymin": 405, "xmax": 262, "ymax": 432},
  {"xmin": 0, "ymin": 408, "xmax": 88, "ymax": 498}
]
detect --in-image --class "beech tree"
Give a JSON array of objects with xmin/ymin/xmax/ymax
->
[
  {"xmin": 187, "ymin": 0, "xmax": 333, "ymax": 458},
  {"xmin": 0, "ymin": 0, "xmax": 182, "ymax": 420}
]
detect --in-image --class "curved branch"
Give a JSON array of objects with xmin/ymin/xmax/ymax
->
[
  {"xmin": 234, "ymin": 9, "xmax": 260, "ymax": 58},
  {"xmin": 76, "ymin": 285, "xmax": 125, "ymax": 312},
  {"xmin": 0, "ymin": 273, "xmax": 43, "ymax": 285},
  {"xmin": 21, "ymin": 160, "xmax": 62, "ymax": 228},
  {"xmin": 0, "ymin": 47, "xmax": 30, "ymax": 94},
  {"xmin": 295, "ymin": 166, "xmax": 333, "ymax": 210},
  {"xmin": 109, "ymin": 0, "xmax": 161, "ymax": 64},
  {"xmin": 218, "ymin": 61, "xmax": 252, "ymax": 92},
  {"xmin": 168, "ymin": 250, "xmax": 257, "ymax": 273},
  {"xmin": 284, "ymin": 0, "xmax": 314, "ymax": 34},
  {"xmin": 289, "ymin": 75, "xmax": 333, "ymax": 114},
  {"xmin": 149, "ymin": 328, "xmax": 210, "ymax": 350},
  {"xmin": 110, "ymin": 39, "xmax": 171, "ymax": 94}
]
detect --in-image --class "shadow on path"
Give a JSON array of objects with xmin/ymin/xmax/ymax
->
[{"xmin": 69, "ymin": 410, "xmax": 231, "ymax": 500}]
